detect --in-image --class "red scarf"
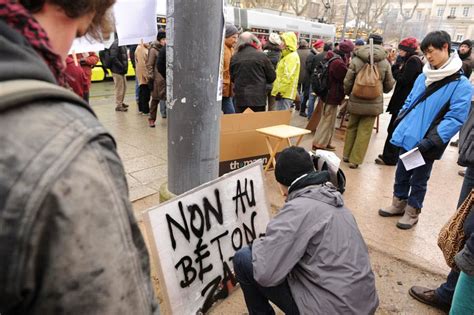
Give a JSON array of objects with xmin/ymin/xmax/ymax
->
[{"xmin": 0, "ymin": 0, "xmax": 66, "ymax": 86}]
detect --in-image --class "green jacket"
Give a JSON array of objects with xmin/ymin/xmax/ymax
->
[
  {"xmin": 272, "ymin": 32, "xmax": 300, "ymax": 100},
  {"xmin": 344, "ymin": 45, "xmax": 395, "ymax": 116}
]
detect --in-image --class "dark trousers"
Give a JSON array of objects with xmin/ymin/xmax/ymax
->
[
  {"xmin": 298, "ymin": 82, "xmax": 310, "ymax": 114},
  {"xmin": 149, "ymin": 99, "xmax": 158, "ymax": 120},
  {"xmin": 381, "ymin": 113, "xmax": 400, "ymax": 165},
  {"xmin": 436, "ymin": 166, "xmax": 474, "ymax": 304},
  {"xmin": 236, "ymin": 106, "xmax": 266, "ymax": 113},
  {"xmin": 233, "ymin": 246, "xmax": 300, "ymax": 315},
  {"xmin": 393, "ymin": 148, "xmax": 434, "ymax": 209},
  {"xmin": 138, "ymin": 84, "xmax": 150, "ymax": 114}
]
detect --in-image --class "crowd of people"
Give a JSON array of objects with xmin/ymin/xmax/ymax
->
[
  {"xmin": 1, "ymin": 0, "xmax": 474, "ymax": 314},
  {"xmin": 224, "ymin": 25, "xmax": 474, "ymax": 315}
]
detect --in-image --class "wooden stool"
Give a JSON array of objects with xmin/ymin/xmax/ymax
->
[{"xmin": 256, "ymin": 125, "xmax": 311, "ymax": 172}]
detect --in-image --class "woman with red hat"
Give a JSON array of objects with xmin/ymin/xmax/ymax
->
[{"xmin": 376, "ymin": 37, "xmax": 423, "ymax": 166}]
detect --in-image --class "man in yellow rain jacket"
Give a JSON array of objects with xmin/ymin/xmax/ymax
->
[{"xmin": 271, "ymin": 32, "xmax": 300, "ymax": 110}]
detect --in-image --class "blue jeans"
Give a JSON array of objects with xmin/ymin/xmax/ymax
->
[
  {"xmin": 222, "ymin": 97, "xmax": 235, "ymax": 114},
  {"xmin": 393, "ymin": 149, "xmax": 434, "ymax": 209},
  {"xmin": 436, "ymin": 166, "xmax": 474, "ymax": 304},
  {"xmin": 233, "ymin": 246, "xmax": 300, "ymax": 315},
  {"xmin": 159, "ymin": 100, "xmax": 166, "ymax": 118},
  {"xmin": 274, "ymin": 98, "xmax": 293, "ymax": 111},
  {"xmin": 307, "ymin": 92, "xmax": 317, "ymax": 119}
]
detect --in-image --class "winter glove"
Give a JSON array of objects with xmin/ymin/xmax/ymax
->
[
  {"xmin": 147, "ymin": 78, "xmax": 154, "ymax": 91},
  {"xmin": 275, "ymin": 93, "xmax": 282, "ymax": 101},
  {"xmin": 455, "ymin": 245, "xmax": 474, "ymax": 276}
]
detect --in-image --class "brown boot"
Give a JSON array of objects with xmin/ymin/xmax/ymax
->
[
  {"xmin": 379, "ymin": 196, "xmax": 407, "ymax": 217},
  {"xmin": 397, "ymin": 205, "xmax": 420, "ymax": 229},
  {"xmin": 408, "ymin": 286, "xmax": 450, "ymax": 312}
]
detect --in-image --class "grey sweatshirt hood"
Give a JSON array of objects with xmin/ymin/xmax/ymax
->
[{"xmin": 0, "ymin": 20, "xmax": 56, "ymax": 83}]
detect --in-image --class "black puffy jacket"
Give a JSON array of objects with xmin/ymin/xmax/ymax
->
[
  {"xmin": 230, "ymin": 45, "xmax": 276, "ymax": 108},
  {"xmin": 109, "ymin": 39, "xmax": 129, "ymax": 75}
]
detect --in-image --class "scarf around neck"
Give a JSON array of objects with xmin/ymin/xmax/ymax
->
[
  {"xmin": 0, "ymin": 0, "xmax": 65, "ymax": 86},
  {"xmin": 423, "ymin": 50, "xmax": 463, "ymax": 87}
]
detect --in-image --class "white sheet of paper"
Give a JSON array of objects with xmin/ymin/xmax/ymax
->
[
  {"xmin": 400, "ymin": 147, "xmax": 426, "ymax": 171},
  {"xmin": 114, "ymin": 0, "xmax": 157, "ymax": 46}
]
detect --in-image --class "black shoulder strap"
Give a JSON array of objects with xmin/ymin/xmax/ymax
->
[
  {"xmin": 396, "ymin": 72, "xmax": 461, "ymax": 123},
  {"xmin": 0, "ymin": 80, "xmax": 95, "ymax": 116}
]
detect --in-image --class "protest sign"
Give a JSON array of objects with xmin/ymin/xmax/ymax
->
[
  {"xmin": 114, "ymin": 0, "xmax": 157, "ymax": 46},
  {"xmin": 144, "ymin": 162, "xmax": 271, "ymax": 314}
]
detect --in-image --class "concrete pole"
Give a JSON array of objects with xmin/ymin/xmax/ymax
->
[
  {"xmin": 341, "ymin": 0, "xmax": 350, "ymax": 39},
  {"xmin": 166, "ymin": 0, "xmax": 224, "ymax": 195}
]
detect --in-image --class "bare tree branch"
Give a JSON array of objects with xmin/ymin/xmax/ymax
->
[{"xmin": 399, "ymin": 0, "xmax": 419, "ymax": 20}]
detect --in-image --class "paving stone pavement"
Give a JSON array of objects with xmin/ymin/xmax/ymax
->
[{"xmin": 91, "ymin": 81, "xmax": 462, "ymax": 314}]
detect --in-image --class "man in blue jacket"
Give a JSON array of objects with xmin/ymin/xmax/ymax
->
[{"xmin": 379, "ymin": 31, "xmax": 472, "ymax": 229}]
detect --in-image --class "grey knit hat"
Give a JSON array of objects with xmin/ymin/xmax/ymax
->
[{"xmin": 225, "ymin": 23, "xmax": 238, "ymax": 38}]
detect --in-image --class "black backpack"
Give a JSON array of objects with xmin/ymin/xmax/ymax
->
[
  {"xmin": 99, "ymin": 49, "xmax": 112, "ymax": 69},
  {"xmin": 311, "ymin": 56, "xmax": 339, "ymax": 98}
]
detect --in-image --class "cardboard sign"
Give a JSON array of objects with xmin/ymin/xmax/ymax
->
[
  {"xmin": 219, "ymin": 110, "xmax": 291, "ymax": 175},
  {"xmin": 144, "ymin": 162, "xmax": 271, "ymax": 315}
]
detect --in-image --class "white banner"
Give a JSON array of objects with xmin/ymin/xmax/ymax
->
[
  {"xmin": 144, "ymin": 162, "xmax": 271, "ymax": 314},
  {"xmin": 114, "ymin": 0, "xmax": 158, "ymax": 46}
]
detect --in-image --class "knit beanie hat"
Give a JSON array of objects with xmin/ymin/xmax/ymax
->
[
  {"xmin": 461, "ymin": 39, "xmax": 473, "ymax": 49},
  {"xmin": 157, "ymin": 30, "xmax": 166, "ymax": 41},
  {"xmin": 313, "ymin": 39, "xmax": 324, "ymax": 49},
  {"xmin": 398, "ymin": 37, "xmax": 418, "ymax": 53},
  {"xmin": 225, "ymin": 23, "xmax": 239, "ymax": 38},
  {"xmin": 275, "ymin": 147, "xmax": 314, "ymax": 187},
  {"xmin": 269, "ymin": 32, "xmax": 282, "ymax": 45},
  {"xmin": 339, "ymin": 39, "xmax": 355, "ymax": 54},
  {"xmin": 355, "ymin": 39, "xmax": 365, "ymax": 46},
  {"xmin": 368, "ymin": 33, "xmax": 383, "ymax": 45}
]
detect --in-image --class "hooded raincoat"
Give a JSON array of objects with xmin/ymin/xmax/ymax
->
[{"xmin": 271, "ymin": 32, "xmax": 300, "ymax": 100}]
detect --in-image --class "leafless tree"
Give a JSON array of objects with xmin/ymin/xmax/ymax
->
[
  {"xmin": 349, "ymin": 0, "xmax": 369, "ymax": 38},
  {"xmin": 365, "ymin": 0, "xmax": 390, "ymax": 34},
  {"xmin": 398, "ymin": 0, "xmax": 419, "ymax": 40},
  {"xmin": 286, "ymin": 0, "xmax": 312, "ymax": 16}
]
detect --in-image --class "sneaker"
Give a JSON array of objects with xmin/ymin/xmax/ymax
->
[
  {"xmin": 348, "ymin": 163, "xmax": 358, "ymax": 169},
  {"xmin": 148, "ymin": 119, "xmax": 156, "ymax": 128},
  {"xmin": 342, "ymin": 157, "xmax": 349, "ymax": 163},
  {"xmin": 299, "ymin": 112, "xmax": 307, "ymax": 117},
  {"xmin": 408, "ymin": 286, "xmax": 450, "ymax": 312},
  {"xmin": 115, "ymin": 106, "xmax": 128, "ymax": 112},
  {"xmin": 122, "ymin": 103, "xmax": 129, "ymax": 108}
]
